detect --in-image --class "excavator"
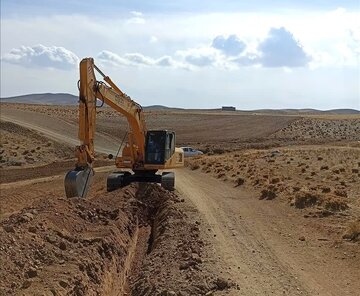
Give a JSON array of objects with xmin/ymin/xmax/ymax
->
[{"xmin": 64, "ymin": 58, "xmax": 184, "ymax": 198}]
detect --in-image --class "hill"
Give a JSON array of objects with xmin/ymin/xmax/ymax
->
[
  {"xmin": 1, "ymin": 93, "xmax": 359, "ymax": 115},
  {"xmin": 0, "ymin": 93, "xmax": 78, "ymax": 105}
]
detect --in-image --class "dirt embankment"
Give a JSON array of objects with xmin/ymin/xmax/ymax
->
[
  {"xmin": 271, "ymin": 118, "xmax": 360, "ymax": 142},
  {"xmin": 0, "ymin": 180, "xmax": 230, "ymax": 296},
  {"xmin": 187, "ymin": 146, "xmax": 360, "ymax": 242},
  {"xmin": 0, "ymin": 121, "xmax": 74, "ymax": 168}
]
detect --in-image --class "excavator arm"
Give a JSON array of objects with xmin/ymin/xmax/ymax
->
[{"xmin": 65, "ymin": 58, "xmax": 147, "ymax": 197}]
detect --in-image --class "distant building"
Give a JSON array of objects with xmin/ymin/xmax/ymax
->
[{"xmin": 222, "ymin": 106, "xmax": 236, "ymax": 111}]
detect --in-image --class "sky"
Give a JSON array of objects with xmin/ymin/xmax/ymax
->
[{"xmin": 1, "ymin": 0, "xmax": 359, "ymax": 109}]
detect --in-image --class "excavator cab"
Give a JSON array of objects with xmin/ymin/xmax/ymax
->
[{"xmin": 145, "ymin": 130, "xmax": 175, "ymax": 164}]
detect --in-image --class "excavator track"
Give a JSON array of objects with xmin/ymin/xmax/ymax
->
[{"xmin": 106, "ymin": 171, "xmax": 175, "ymax": 192}]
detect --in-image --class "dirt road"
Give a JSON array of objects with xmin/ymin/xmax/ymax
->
[{"xmin": 176, "ymin": 169, "xmax": 360, "ymax": 296}]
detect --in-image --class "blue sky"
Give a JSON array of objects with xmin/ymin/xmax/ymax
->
[
  {"xmin": 2, "ymin": 0, "xmax": 359, "ymax": 14},
  {"xmin": 1, "ymin": 0, "xmax": 359, "ymax": 109}
]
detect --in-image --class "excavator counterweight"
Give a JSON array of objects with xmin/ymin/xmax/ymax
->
[{"xmin": 64, "ymin": 58, "xmax": 184, "ymax": 198}]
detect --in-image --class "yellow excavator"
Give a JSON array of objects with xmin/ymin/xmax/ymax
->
[{"xmin": 65, "ymin": 58, "xmax": 184, "ymax": 198}]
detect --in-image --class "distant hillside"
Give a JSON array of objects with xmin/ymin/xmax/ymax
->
[
  {"xmin": 0, "ymin": 93, "xmax": 78, "ymax": 105},
  {"xmin": 144, "ymin": 105, "xmax": 184, "ymax": 111},
  {"xmin": 0, "ymin": 93, "xmax": 359, "ymax": 114},
  {"xmin": 252, "ymin": 108, "xmax": 360, "ymax": 115},
  {"xmin": 324, "ymin": 109, "xmax": 360, "ymax": 115}
]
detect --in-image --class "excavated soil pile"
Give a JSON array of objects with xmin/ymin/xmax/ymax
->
[
  {"xmin": 0, "ymin": 184, "xmax": 218, "ymax": 296},
  {"xmin": 0, "ymin": 185, "xmax": 139, "ymax": 295}
]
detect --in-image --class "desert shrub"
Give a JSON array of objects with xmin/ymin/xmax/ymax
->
[
  {"xmin": 293, "ymin": 191, "xmax": 320, "ymax": 209},
  {"xmin": 271, "ymin": 177, "xmax": 280, "ymax": 184},
  {"xmin": 343, "ymin": 220, "xmax": 360, "ymax": 242},
  {"xmin": 334, "ymin": 189, "xmax": 347, "ymax": 198},
  {"xmin": 259, "ymin": 187, "xmax": 277, "ymax": 200},
  {"xmin": 217, "ymin": 172, "xmax": 225, "ymax": 178},
  {"xmin": 323, "ymin": 195, "xmax": 348, "ymax": 212},
  {"xmin": 234, "ymin": 177, "xmax": 245, "ymax": 187},
  {"xmin": 321, "ymin": 187, "xmax": 331, "ymax": 193},
  {"xmin": 213, "ymin": 148, "xmax": 225, "ymax": 155},
  {"xmin": 190, "ymin": 163, "xmax": 200, "ymax": 170}
]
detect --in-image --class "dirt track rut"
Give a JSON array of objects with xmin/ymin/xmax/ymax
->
[{"xmin": 176, "ymin": 168, "xmax": 360, "ymax": 296}]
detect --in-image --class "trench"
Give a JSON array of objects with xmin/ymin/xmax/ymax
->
[{"xmin": 101, "ymin": 183, "xmax": 169, "ymax": 296}]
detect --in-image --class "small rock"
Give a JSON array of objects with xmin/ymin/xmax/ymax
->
[
  {"xmin": 191, "ymin": 253, "xmax": 202, "ymax": 264},
  {"xmin": 28, "ymin": 226, "xmax": 37, "ymax": 233},
  {"xmin": 3, "ymin": 225, "xmax": 15, "ymax": 233},
  {"xmin": 22, "ymin": 280, "xmax": 32, "ymax": 289},
  {"xmin": 20, "ymin": 212, "xmax": 34, "ymax": 222},
  {"xmin": 214, "ymin": 277, "xmax": 230, "ymax": 290},
  {"xmin": 59, "ymin": 241, "xmax": 67, "ymax": 250},
  {"xmin": 46, "ymin": 235, "xmax": 57, "ymax": 244},
  {"xmin": 30, "ymin": 209, "xmax": 38, "ymax": 215},
  {"xmin": 59, "ymin": 280, "xmax": 68, "ymax": 288},
  {"xmin": 26, "ymin": 267, "xmax": 38, "ymax": 278},
  {"xmin": 299, "ymin": 236, "xmax": 306, "ymax": 241}
]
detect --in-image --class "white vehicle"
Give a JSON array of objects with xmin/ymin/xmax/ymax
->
[{"xmin": 181, "ymin": 147, "xmax": 204, "ymax": 157}]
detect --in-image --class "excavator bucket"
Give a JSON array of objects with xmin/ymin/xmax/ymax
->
[{"xmin": 64, "ymin": 167, "xmax": 94, "ymax": 198}]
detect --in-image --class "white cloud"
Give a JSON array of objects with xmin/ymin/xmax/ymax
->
[
  {"xmin": 177, "ymin": 47, "xmax": 217, "ymax": 67},
  {"xmin": 1, "ymin": 44, "xmax": 79, "ymax": 70},
  {"xmin": 127, "ymin": 11, "xmax": 145, "ymax": 24},
  {"xmin": 98, "ymin": 50, "xmax": 131, "ymax": 66},
  {"xmin": 150, "ymin": 36, "xmax": 158, "ymax": 43},
  {"xmin": 155, "ymin": 56, "xmax": 176, "ymax": 67},
  {"xmin": 231, "ymin": 54, "xmax": 259, "ymax": 66},
  {"xmin": 175, "ymin": 28, "xmax": 312, "ymax": 69},
  {"xmin": 212, "ymin": 34, "xmax": 247, "ymax": 56},
  {"xmin": 130, "ymin": 11, "xmax": 143, "ymax": 17},
  {"xmin": 124, "ymin": 53, "xmax": 154, "ymax": 65},
  {"xmin": 257, "ymin": 27, "xmax": 311, "ymax": 67},
  {"xmin": 98, "ymin": 50, "xmax": 187, "ymax": 69}
]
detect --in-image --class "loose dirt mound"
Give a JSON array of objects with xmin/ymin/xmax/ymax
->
[
  {"xmin": 0, "ymin": 186, "xmax": 138, "ymax": 295},
  {"xmin": 0, "ymin": 121, "xmax": 73, "ymax": 168},
  {"xmin": 0, "ymin": 183, "xmax": 219, "ymax": 296}
]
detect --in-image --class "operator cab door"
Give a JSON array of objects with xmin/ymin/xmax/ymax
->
[{"xmin": 145, "ymin": 130, "xmax": 175, "ymax": 164}]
